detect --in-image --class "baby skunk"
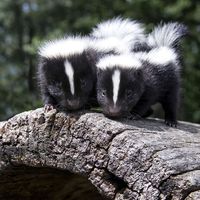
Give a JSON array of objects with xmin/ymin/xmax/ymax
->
[
  {"xmin": 37, "ymin": 36, "xmax": 97, "ymax": 111},
  {"xmin": 96, "ymin": 22, "xmax": 187, "ymax": 127},
  {"xmin": 37, "ymin": 18, "xmax": 145, "ymax": 112},
  {"xmin": 90, "ymin": 17, "xmax": 146, "ymax": 114},
  {"xmin": 96, "ymin": 54, "xmax": 144, "ymax": 117}
]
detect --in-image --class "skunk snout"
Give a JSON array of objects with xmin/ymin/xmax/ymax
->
[
  {"xmin": 107, "ymin": 106, "xmax": 122, "ymax": 118},
  {"xmin": 67, "ymin": 100, "xmax": 81, "ymax": 110}
]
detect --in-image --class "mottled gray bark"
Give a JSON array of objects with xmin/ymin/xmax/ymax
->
[{"xmin": 0, "ymin": 108, "xmax": 200, "ymax": 200}]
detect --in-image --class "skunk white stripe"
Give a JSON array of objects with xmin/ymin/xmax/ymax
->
[
  {"xmin": 97, "ymin": 54, "xmax": 142, "ymax": 70},
  {"xmin": 112, "ymin": 70, "xmax": 121, "ymax": 105},
  {"xmin": 64, "ymin": 60, "xmax": 75, "ymax": 95},
  {"xmin": 89, "ymin": 37, "xmax": 132, "ymax": 54},
  {"xmin": 147, "ymin": 47, "xmax": 177, "ymax": 65},
  {"xmin": 39, "ymin": 36, "xmax": 90, "ymax": 58},
  {"xmin": 91, "ymin": 17, "xmax": 145, "ymax": 44},
  {"xmin": 135, "ymin": 47, "xmax": 177, "ymax": 65}
]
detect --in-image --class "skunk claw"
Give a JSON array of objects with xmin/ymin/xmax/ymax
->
[
  {"xmin": 44, "ymin": 104, "xmax": 55, "ymax": 112},
  {"xmin": 165, "ymin": 119, "xmax": 177, "ymax": 127}
]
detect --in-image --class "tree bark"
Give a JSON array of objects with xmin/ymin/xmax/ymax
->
[{"xmin": 0, "ymin": 108, "xmax": 200, "ymax": 200}]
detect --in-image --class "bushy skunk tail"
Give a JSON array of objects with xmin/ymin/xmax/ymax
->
[
  {"xmin": 147, "ymin": 22, "xmax": 187, "ymax": 48},
  {"xmin": 91, "ymin": 17, "xmax": 145, "ymax": 44}
]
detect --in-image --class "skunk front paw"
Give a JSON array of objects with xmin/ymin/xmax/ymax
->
[
  {"xmin": 44, "ymin": 104, "xmax": 55, "ymax": 112},
  {"xmin": 165, "ymin": 119, "xmax": 177, "ymax": 127}
]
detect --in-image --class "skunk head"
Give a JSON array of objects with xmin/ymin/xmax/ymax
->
[
  {"xmin": 38, "ymin": 36, "xmax": 96, "ymax": 111},
  {"xmin": 96, "ymin": 54, "xmax": 145, "ymax": 118}
]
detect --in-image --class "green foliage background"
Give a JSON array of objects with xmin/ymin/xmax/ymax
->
[{"xmin": 0, "ymin": 0, "xmax": 199, "ymax": 123}]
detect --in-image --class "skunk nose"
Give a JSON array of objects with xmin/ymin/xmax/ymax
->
[
  {"xmin": 67, "ymin": 100, "xmax": 80, "ymax": 110},
  {"xmin": 108, "ymin": 106, "xmax": 121, "ymax": 117}
]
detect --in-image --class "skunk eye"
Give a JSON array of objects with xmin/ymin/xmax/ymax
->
[
  {"xmin": 101, "ymin": 90, "xmax": 106, "ymax": 97},
  {"xmin": 80, "ymin": 79, "xmax": 86, "ymax": 88},
  {"xmin": 126, "ymin": 90, "xmax": 133, "ymax": 99}
]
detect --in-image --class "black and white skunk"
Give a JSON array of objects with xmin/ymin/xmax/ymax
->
[
  {"xmin": 96, "ymin": 22, "xmax": 187, "ymax": 126},
  {"xmin": 96, "ymin": 54, "xmax": 144, "ymax": 117},
  {"xmin": 37, "ymin": 17, "xmax": 145, "ymax": 112},
  {"xmin": 37, "ymin": 36, "xmax": 97, "ymax": 111}
]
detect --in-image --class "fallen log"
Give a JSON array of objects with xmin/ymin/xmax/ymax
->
[{"xmin": 0, "ymin": 108, "xmax": 200, "ymax": 200}]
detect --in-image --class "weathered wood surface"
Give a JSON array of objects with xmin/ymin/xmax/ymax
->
[{"xmin": 0, "ymin": 108, "xmax": 200, "ymax": 200}]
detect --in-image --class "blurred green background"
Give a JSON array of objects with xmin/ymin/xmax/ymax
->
[{"xmin": 0, "ymin": 0, "xmax": 199, "ymax": 123}]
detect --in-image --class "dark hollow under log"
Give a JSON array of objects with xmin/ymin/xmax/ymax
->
[
  {"xmin": 0, "ymin": 165, "xmax": 108, "ymax": 200},
  {"xmin": 0, "ymin": 108, "xmax": 200, "ymax": 200}
]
